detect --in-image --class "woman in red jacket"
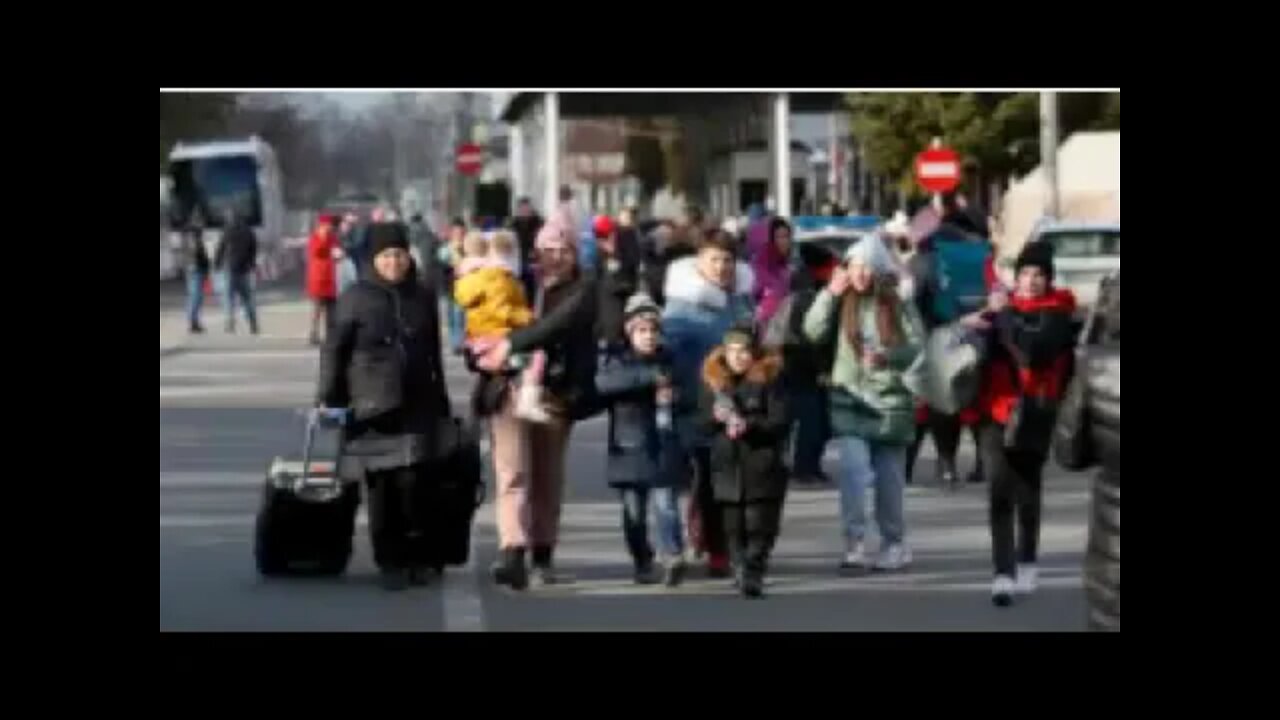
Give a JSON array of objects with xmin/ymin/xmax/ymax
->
[
  {"xmin": 306, "ymin": 214, "xmax": 340, "ymax": 345},
  {"xmin": 975, "ymin": 241, "xmax": 1078, "ymax": 607}
]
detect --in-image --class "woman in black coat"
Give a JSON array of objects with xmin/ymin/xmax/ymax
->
[
  {"xmin": 697, "ymin": 323, "xmax": 789, "ymax": 598},
  {"xmin": 317, "ymin": 223, "xmax": 452, "ymax": 591}
]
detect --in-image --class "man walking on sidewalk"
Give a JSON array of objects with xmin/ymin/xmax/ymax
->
[{"xmin": 215, "ymin": 210, "xmax": 260, "ymax": 335}]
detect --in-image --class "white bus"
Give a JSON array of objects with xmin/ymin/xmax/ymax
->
[{"xmin": 165, "ymin": 137, "xmax": 284, "ymax": 275}]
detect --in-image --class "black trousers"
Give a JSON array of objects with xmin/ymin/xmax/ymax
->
[
  {"xmin": 366, "ymin": 464, "xmax": 435, "ymax": 571},
  {"xmin": 692, "ymin": 447, "xmax": 728, "ymax": 558},
  {"xmin": 907, "ymin": 413, "xmax": 983, "ymax": 482},
  {"xmin": 719, "ymin": 500, "xmax": 784, "ymax": 578},
  {"xmin": 978, "ymin": 422, "xmax": 1046, "ymax": 577}
]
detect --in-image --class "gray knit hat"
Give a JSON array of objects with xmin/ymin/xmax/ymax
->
[{"xmin": 623, "ymin": 293, "xmax": 662, "ymax": 330}]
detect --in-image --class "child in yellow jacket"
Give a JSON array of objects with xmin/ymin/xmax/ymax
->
[{"xmin": 454, "ymin": 231, "xmax": 550, "ymax": 422}]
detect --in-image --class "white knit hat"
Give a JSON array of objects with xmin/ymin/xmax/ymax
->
[
  {"xmin": 883, "ymin": 210, "xmax": 910, "ymax": 238},
  {"xmin": 844, "ymin": 236, "xmax": 895, "ymax": 276}
]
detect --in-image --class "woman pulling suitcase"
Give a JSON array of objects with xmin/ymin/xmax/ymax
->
[{"xmin": 317, "ymin": 223, "xmax": 455, "ymax": 591}]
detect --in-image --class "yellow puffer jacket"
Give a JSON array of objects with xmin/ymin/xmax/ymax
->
[{"xmin": 453, "ymin": 265, "xmax": 534, "ymax": 338}]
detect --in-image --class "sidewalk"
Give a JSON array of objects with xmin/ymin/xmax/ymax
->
[{"xmin": 160, "ymin": 281, "xmax": 311, "ymax": 356}]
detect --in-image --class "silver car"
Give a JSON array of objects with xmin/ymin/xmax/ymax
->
[{"xmin": 1029, "ymin": 221, "xmax": 1121, "ymax": 309}]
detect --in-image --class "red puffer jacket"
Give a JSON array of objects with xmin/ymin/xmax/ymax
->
[
  {"xmin": 306, "ymin": 228, "xmax": 338, "ymax": 300},
  {"xmin": 979, "ymin": 288, "xmax": 1078, "ymax": 425}
]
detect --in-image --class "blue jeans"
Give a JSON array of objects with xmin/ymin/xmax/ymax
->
[
  {"xmin": 833, "ymin": 436, "xmax": 907, "ymax": 546},
  {"xmin": 789, "ymin": 385, "xmax": 830, "ymax": 477},
  {"xmin": 220, "ymin": 271, "xmax": 259, "ymax": 331},
  {"xmin": 620, "ymin": 486, "xmax": 684, "ymax": 565},
  {"xmin": 447, "ymin": 300, "xmax": 466, "ymax": 352},
  {"xmin": 184, "ymin": 268, "xmax": 207, "ymax": 327}
]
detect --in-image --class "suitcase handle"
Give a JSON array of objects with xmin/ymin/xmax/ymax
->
[{"xmin": 298, "ymin": 407, "xmax": 349, "ymax": 492}]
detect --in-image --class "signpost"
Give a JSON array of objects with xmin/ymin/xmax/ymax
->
[
  {"xmin": 456, "ymin": 143, "xmax": 484, "ymax": 177},
  {"xmin": 914, "ymin": 140, "xmax": 961, "ymax": 195}
]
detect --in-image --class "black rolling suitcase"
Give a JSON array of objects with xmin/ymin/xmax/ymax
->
[
  {"xmin": 425, "ymin": 417, "xmax": 485, "ymax": 567},
  {"xmin": 254, "ymin": 408, "xmax": 361, "ymax": 577}
]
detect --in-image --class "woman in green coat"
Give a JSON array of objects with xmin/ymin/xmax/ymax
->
[{"xmin": 804, "ymin": 237, "xmax": 924, "ymax": 573}]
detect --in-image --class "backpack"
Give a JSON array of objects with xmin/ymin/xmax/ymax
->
[{"xmin": 929, "ymin": 234, "xmax": 992, "ymax": 324}]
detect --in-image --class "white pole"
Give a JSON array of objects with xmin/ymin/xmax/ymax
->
[
  {"xmin": 829, "ymin": 112, "xmax": 840, "ymax": 207},
  {"xmin": 1040, "ymin": 91, "xmax": 1060, "ymax": 219},
  {"xmin": 544, "ymin": 92, "xmax": 561, "ymax": 217},
  {"xmin": 510, "ymin": 122, "xmax": 525, "ymax": 212},
  {"xmin": 774, "ymin": 92, "xmax": 792, "ymax": 217}
]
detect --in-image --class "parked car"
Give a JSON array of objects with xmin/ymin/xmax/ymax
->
[
  {"xmin": 1029, "ymin": 220, "xmax": 1120, "ymax": 309},
  {"xmin": 790, "ymin": 215, "xmax": 882, "ymax": 268}
]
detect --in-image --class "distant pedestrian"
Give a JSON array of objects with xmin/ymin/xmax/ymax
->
[
  {"xmin": 976, "ymin": 241, "xmax": 1078, "ymax": 607},
  {"xmin": 306, "ymin": 213, "xmax": 340, "ymax": 345},
  {"xmin": 640, "ymin": 220, "xmax": 687, "ymax": 306},
  {"xmin": 763, "ymin": 244, "xmax": 841, "ymax": 486},
  {"xmin": 698, "ymin": 322, "xmax": 788, "ymax": 598},
  {"xmin": 595, "ymin": 294, "xmax": 687, "ymax": 586},
  {"xmin": 752, "ymin": 217, "xmax": 793, "ymax": 330},
  {"xmin": 804, "ymin": 237, "xmax": 925, "ymax": 573},
  {"xmin": 406, "ymin": 213, "xmax": 439, "ymax": 285},
  {"xmin": 181, "ymin": 217, "xmax": 211, "ymax": 334},
  {"xmin": 214, "ymin": 210, "xmax": 260, "ymax": 335},
  {"xmin": 509, "ymin": 197, "xmax": 544, "ymax": 300},
  {"xmin": 441, "ymin": 218, "xmax": 469, "ymax": 354},
  {"xmin": 593, "ymin": 214, "xmax": 640, "ymax": 353},
  {"xmin": 337, "ymin": 213, "xmax": 361, "ymax": 295}
]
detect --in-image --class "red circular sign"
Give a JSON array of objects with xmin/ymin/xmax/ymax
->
[
  {"xmin": 456, "ymin": 143, "xmax": 484, "ymax": 176},
  {"xmin": 915, "ymin": 146, "xmax": 961, "ymax": 194}
]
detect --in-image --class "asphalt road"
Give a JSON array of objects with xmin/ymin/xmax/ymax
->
[{"xmin": 160, "ymin": 293, "xmax": 1090, "ymax": 632}]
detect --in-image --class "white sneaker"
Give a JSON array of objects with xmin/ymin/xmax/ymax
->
[
  {"xmin": 874, "ymin": 544, "xmax": 913, "ymax": 571},
  {"xmin": 514, "ymin": 384, "xmax": 553, "ymax": 424},
  {"xmin": 839, "ymin": 540, "xmax": 868, "ymax": 570},
  {"xmin": 1015, "ymin": 564, "xmax": 1038, "ymax": 595},
  {"xmin": 992, "ymin": 575, "xmax": 1016, "ymax": 607}
]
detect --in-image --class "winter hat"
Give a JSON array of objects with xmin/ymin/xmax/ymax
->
[
  {"xmin": 623, "ymin": 293, "xmax": 662, "ymax": 333},
  {"xmin": 368, "ymin": 222, "xmax": 410, "ymax": 258},
  {"xmin": 536, "ymin": 221, "xmax": 576, "ymax": 251},
  {"xmin": 1015, "ymin": 240, "xmax": 1056, "ymax": 282},
  {"xmin": 843, "ymin": 235, "xmax": 895, "ymax": 276},
  {"xmin": 592, "ymin": 214, "xmax": 615, "ymax": 238},
  {"xmin": 883, "ymin": 210, "xmax": 910, "ymax": 238},
  {"xmin": 722, "ymin": 320, "xmax": 758, "ymax": 350}
]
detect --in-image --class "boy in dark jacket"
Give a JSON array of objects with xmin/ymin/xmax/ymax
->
[
  {"xmin": 595, "ymin": 294, "xmax": 687, "ymax": 586},
  {"xmin": 698, "ymin": 322, "xmax": 789, "ymax": 598}
]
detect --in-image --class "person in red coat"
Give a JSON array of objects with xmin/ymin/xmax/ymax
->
[
  {"xmin": 975, "ymin": 241, "xmax": 1078, "ymax": 607},
  {"xmin": 306, "ymin": 214, "xmax": 340, "ymax": 345}
]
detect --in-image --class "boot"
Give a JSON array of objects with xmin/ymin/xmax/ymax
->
[
  {"xmin": 530, "ymin": 545, "xmax": 569, "ymax": 586},
  {"xmin": 491, "ymin": 547, "xmax": 528, "ymax": 591},
  {"xmin": 407, "ymin": 566, "xmax": 432, "ymax": 587},
  {"xmin": 707, "ymin": 552, "xmax": 732, "ymax": 579}
]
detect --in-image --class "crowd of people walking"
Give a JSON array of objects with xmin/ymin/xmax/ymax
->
[{"xmin": 304, "ymin": 188, "xmax": 1113, "ymax": 616}]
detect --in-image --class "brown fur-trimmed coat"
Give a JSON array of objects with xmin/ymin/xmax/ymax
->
[{"xmin": 697, "ymin": 347, "xmax": 790, "ymax": 503}]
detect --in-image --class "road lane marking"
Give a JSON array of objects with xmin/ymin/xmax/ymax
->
[{"xmin": 441, "ymin": 560, "xmax": 486, "ymax": 632}]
